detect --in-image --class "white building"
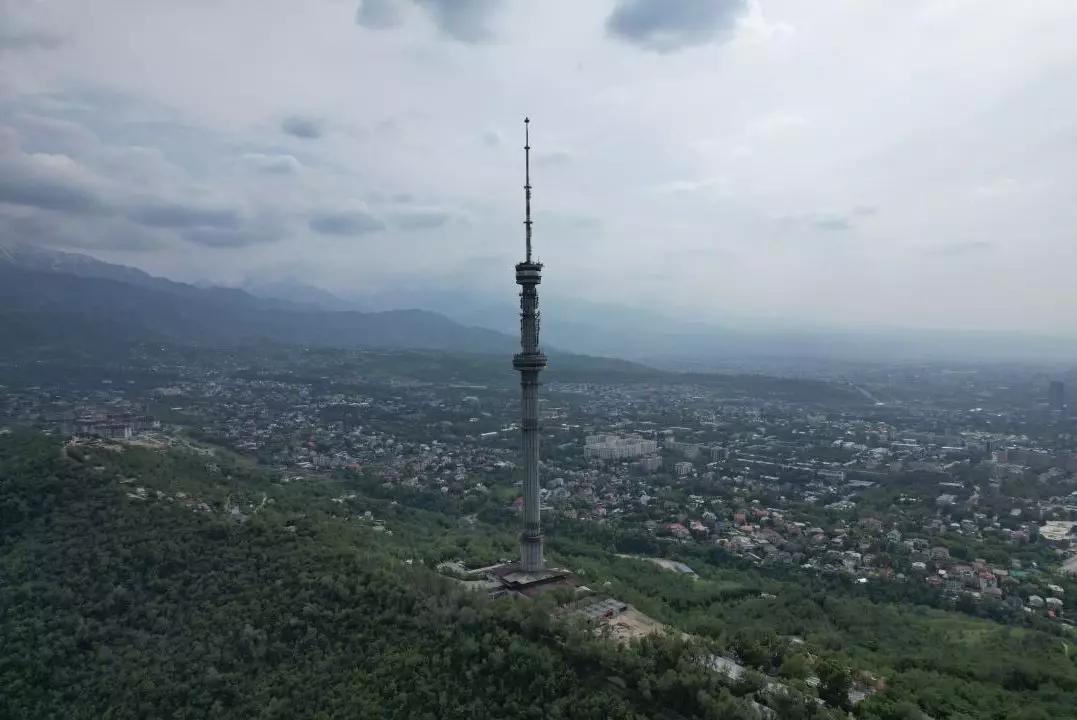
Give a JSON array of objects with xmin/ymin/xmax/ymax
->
[
  {"xmin": 584, "ymin": 434, "xmax": 658, "ymax": 461},
  {"xmin": 664, "ymin": 437, "xmax": 702, "ymax": 459}
]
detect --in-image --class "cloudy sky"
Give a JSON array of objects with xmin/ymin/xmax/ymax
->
[{"xmin": 2, "ymin": 0, "xmax": 1076, "ymax": 333}]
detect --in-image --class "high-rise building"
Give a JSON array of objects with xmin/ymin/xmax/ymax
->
[{"xmin": 513, "ymin": 117, "xmax": 547, "ymax": 573}]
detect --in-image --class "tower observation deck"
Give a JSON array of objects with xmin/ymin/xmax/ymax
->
[{"xmin": 514, "ymin": 117, "xmax": 547, "ymax": 573}]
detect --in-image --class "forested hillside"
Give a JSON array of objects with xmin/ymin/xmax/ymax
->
[
  {"xmin": 0, "ymin": 431, "xmax": 805, "ymax": 720},
  {"xmin": 3, "ymin": 430, "xmax": 1075, "ymax": 719}
]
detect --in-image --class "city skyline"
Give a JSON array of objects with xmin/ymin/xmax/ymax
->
[{"xmin": 2, "ymin": 1, "xmax": 1077, "ymax": 333}]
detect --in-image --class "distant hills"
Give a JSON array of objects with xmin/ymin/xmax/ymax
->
[
  {"xmin": 0, "ymin": 243, "xmax": 518, "ymax": 354},
  {"xmin": 5, "ymin": 243, "xmax": 1074, "ymax": 366},
  {"xmin": 303, "ymin": 287, "xmax": 1077, "ymax": 367},
  {"xmin": 0, "ymin": 243, "xmax": 305, "ymax": 312},
  {"xmin": 239, "ymin": 278, "xmax": 357, "ymax": 312},
  {"xmin": 0, "ymin": 244, "xmax": 874, "ymax": 404}
]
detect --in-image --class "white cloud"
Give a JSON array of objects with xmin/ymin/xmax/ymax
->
[
  {"xmin": 242, "ymin": 153, "xmax": 303, "ymax": 175},
  {"xmin": 0, "ymin": 0, "xmax": 1075, "ymax": 332}
]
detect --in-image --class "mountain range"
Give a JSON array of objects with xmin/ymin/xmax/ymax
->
[
  {"xmin": 239, "ymin": 278, "xmax": 358, "ymax": 312},
  {"xmin": 0, "ymin": 244, "xmax": 519, "ymax": 355},
  {"xmin": 231, "ymin": 278, "xmax": 1077, "ymax": 367},
  {"xmin": 0, "ymin": 244, "xmax": 876, "ymax": 406},
  {"xmin": 4, "ymin": 243, "xmax": 1076, "ymax": 366}
]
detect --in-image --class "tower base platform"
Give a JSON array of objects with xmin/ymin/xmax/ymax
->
[{"xmin": 485, "ymin": 562, "xmax": 573, "ymax": 598}]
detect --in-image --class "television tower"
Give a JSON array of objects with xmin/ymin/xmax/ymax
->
[{"xmin": 514, "ymin": 117, "xmax": 547, "ymax": 573}]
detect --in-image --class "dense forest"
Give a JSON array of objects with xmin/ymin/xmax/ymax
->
[
  {"xmin": 0, "ymin": 431, "xmax": 831, "ymax": 719},
  {"xmin": 2, "ymin": 430, "xmax": 1075, "ymax": 719}
]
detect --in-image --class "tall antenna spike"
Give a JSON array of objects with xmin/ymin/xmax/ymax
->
[{"xmin": 524, "ymin": 116, "xmax": 532, "ymax": 263}]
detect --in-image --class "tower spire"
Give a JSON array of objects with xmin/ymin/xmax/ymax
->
[{"xmin": 524, "ymin": 117, "xmax": 532, "ymax": 263}]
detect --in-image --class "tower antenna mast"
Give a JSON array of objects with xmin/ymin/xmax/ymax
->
[{"xmin": 524, "ymin": 116, "xmax": 532, "ymax": 263}]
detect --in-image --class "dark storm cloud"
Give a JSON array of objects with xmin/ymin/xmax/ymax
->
[
  {"xmin": 0, "ymin": 211, "xmax": 167, "ymax": 253},
  {"xmin": 606, "ymin": 0, "xmax": 748, "ymax": 53},
  {"xmin": 1, "ymin": 193, "xmax": 280, "ymax": 251},
  {"xmin": 356, "ymin": 0, "xmax": 403, "ymax": 29},
  {"xmin": 308, "ymin": 210, "xmax": 386, "ymax": 236},
  {"xmin": 3, "ymin": 199, "xmax": 283, "ymax": 251},
  {"xmin": 356, "ymin": 0, "xmax": 501, "ymax": 43},
  {"xmin": 0, "ymin": 173, "xmax": 110, "ymax": 216},
  {"xmin": 281, "ymin": 115, "xmax": 324, "ymax": 139},
  {"xmin": 0, "ymin": 122, "xmax": 283, "ymax": 251},
  {"xmin": 127, "ymin": 201, "xmax": 242, "ymax": 230},
  {"xmin": 0, "ymin": 132, "xmax": 111, "ymax": 216}
]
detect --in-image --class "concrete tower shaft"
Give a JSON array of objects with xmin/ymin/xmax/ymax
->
[{"xmin": 513, "ymin": 117, "xmax": 547, "ymax": 573}]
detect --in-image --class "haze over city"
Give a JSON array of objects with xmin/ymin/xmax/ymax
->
[{"xmin": 2, "ymin": 0, "xmax": 1076, "ymax": 336}]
